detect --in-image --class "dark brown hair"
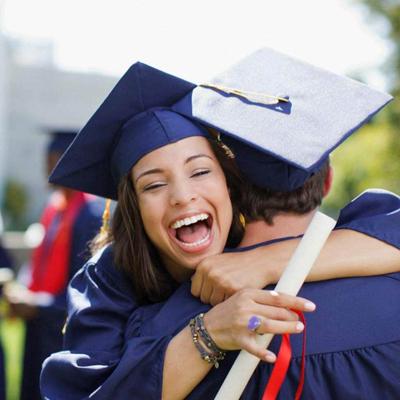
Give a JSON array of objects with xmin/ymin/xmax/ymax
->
[
  {"xmin": 91, "ymin": 139, "xmax": 244, "ymax": 304},
  {"xmin": 241, "ymin": 159, "xmax": 330, "ymax": 225}
]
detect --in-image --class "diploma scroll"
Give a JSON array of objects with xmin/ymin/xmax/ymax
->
[{"xmin": 214, "ymin": 211, "xmax": 336, "ymax": 400}]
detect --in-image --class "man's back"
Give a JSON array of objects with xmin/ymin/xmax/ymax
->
[
  {"xmin": 240, "ymin": 190, "xmax": 400, "ymax": 399},
  {"xmin": 274, "ymin": 272, "xmax": 400, "ymax": 399}
]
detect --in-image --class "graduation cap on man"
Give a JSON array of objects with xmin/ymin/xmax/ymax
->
[
  {"xmin": 173, "ymin": 47, "xmax": 392, "ymax": 192},
  {"xmin": 49, "ymin": 48, "xmax": 392, "ymax": 199}
]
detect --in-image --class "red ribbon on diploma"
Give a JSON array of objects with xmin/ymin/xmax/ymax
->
[{"xmin": 262, "ymin": 311, "xmax": 306, "ymax": 400}]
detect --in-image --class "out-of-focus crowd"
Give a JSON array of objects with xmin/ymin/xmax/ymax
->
[{"xmin": 0, "ymin": 131, "xmax": 103, "ymax": 400}]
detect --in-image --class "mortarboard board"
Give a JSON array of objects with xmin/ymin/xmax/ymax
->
[
  {"xmin": 47, "ymin": 130, "xmax": 77, "ymax": 154},
  {"xmin": 49, "ymin": 63, "xmax": 208, "ymax": 200},
  {"xmin": 173, "ymin": 48, "xmax": 393, "ymax": 191}
]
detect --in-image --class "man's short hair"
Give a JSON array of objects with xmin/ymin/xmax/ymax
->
[{"xmin": 240, "ymin": 159, "xmax": 330, "ymax": 225}]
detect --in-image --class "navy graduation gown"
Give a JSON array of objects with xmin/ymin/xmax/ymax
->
[
  {"xmin": 0, "ymin": 239, "xmax": 14, "ymax": 270},
  {"xmin": 22, "ymin": 198, "xmax": 103, "ymax": 400},
  {"xmin": 41, "ymin": 190, "xmax": 400, "ymax": 399}
]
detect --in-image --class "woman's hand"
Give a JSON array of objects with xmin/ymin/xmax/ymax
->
[
  {"xmin": 191, "ymin": 248, "xmax": 287, "ymax": 305},
  {"xmin": 203, "ymin": 288, "xmax": 315, "ymax": 362},
  {"xmin": 3, "ymin": 284, "xmax": 39, "ymax": 320}
]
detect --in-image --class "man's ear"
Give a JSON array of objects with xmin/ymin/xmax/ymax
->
[{"xmin": 323, "ymin": 166, "xmax": 333, "ymax": 197}]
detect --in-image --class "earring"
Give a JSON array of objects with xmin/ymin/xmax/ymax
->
[
  {"xmin": 216, "ymin": 133, "xmax": 235, "ymax": 159},
  {"xmin": 239, "ymin": 213, "xmax": 246, "ymax": 229},
  {"xmin": 208, "ymin": 127, "xmax": 235, "ymax": 159},
  {"xmin": 100, "ymin": 199, "xmax": 112, "ymax": 235}
]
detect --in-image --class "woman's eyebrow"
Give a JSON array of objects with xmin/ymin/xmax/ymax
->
[
  {"xmin": 135, "ymin": 168, "xmax": 164, "ymax": 184},
  {"xmin": 185, "ymin": 154, "xmax": 213, "ymax": 164}
]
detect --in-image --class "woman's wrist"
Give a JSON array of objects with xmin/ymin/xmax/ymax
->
[{"xmin": 189, "ymin": 313, "xmax": 226, "ymax": 368}]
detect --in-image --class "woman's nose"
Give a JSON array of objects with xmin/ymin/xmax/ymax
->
[{"xmin": 169, "ymin": 182, "xmax": 197, "ymax": 207}]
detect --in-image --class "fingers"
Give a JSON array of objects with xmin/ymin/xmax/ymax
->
[
  {"xmin": 190, "ymin": 272, "xmax": 203, "ymax": 298},
  {"xmin": 192, "ymin": 267, "xmax": 236, "ymax": 305},
  {"xmin": 191, "ymin": 258, "xmax": 215, "ymax": 299},
  {"xmin": 256, "ymin": 318, "xmax": 304, "ymax": 335},
  {"xmin": 199, "ymin": 282, "xmax": 213, "ymax": 304},
  {"xmin": 209, "ymin": 287, "xmax": 226, "ymax": 306},
  {"xmin": 202, "ymin": 288, "xmax": 315, "ymax": 361},
  {"xmin": 251, "ymin": 289, "xmax": 316, "ymax": 312},
  {"xmin": 242, "ymin": 340, "xmax": 277, "ymax": 363},
  {"xmin": 252, "ymin": 303, "xmax": 299, "ymax": 322}
]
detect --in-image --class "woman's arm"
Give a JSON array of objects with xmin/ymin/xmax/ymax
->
[
  {"xmin": 41, "ymin": 247, "xmax": 139, "ymax": 400},
  {"xmin": 162, "ymin": 289, "xmax": 313, "ymax": 400},
  {"xmin": 192, "ymin": 190, "xmax": 400, "ymax": 305},
  {"xmin": 41, "ymin": 246, "xmax": 314, "ymax": 400},
  {"xmin": 42, "ymin": 260, "xmax": 314, "ymax": 400},
  {"xmin": 192, "ymin": 230, "xmax": 400, "ymax": 305}
]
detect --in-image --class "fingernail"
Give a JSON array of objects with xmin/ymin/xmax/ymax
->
[
  {"xmin": 265, "ymin": 351, "xmax": 276, "ymax": 362},
  {"xmin": 296, "ymin": 322, "xmax": 304, "ymax": 332},
  {"xmin": 304, "ymin": 301, "xmax": 316, "ymax": 311},
  {"xmin": 269, "ymin": 290, "xmax": 279, "ymax": 297}
]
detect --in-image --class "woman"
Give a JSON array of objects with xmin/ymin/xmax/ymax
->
[{"xmin": 41, "ymin": 62, "xmax": 400, "ymax": 399}]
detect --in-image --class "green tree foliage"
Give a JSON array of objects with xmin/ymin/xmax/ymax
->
[
  {"xmin": 324, "ymin": 122, "xmax": 399, "ymax": 213},
  {"xmin": 1, "ymin": 180, "xmax": 28, "ymax": 230},
  {"xmin": 359, "ymin": 0, "xmax": 400, "ymax": 123}
]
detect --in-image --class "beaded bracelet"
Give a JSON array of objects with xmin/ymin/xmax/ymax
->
[
  {"xmin": 195, "ymin": 313, "xmax": 223, "ymax": 355},
  {"xmin": 189, "ymin": 313, "xmax": 226, "ymax": 368}
]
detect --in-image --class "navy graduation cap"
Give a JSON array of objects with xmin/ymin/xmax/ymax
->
[
  {"xmin": 49, "ymin": 63, "xmax": 208, "ymax": 200},
  {"xmin": 173, "ymin": 47, "xmax": 393, "ymax": 191}
]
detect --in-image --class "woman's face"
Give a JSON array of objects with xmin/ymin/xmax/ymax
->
[{"xmin": 132, "ymin": 136, "xmax": 233, "ymax": 282}]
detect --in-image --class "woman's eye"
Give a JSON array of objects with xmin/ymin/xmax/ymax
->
[
  {"xmin": 192, "ymin": 169, "xmax": 210, "ymax": 178},
  {"xmin": 143, "ymin": 183, "xmax": 166, "ymax": 192}
]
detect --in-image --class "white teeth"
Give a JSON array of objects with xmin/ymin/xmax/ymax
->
[
  {"xmin": 171, "ymin": 213, "xmax": 209, "ymax": 229},
  {"xmin": 184, "ymin": 218, "xmax": 192, "ymax": 226}
]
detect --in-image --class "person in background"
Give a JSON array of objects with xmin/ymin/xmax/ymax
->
[
  {"xmin": 0, "ymin": 211, "xmax": 14, "ymax": 272},
  {"xmin": 0, "ymin": 244, "xmax": 13, "ymax": 272},
  {"xmin": 4, "ymin": 131, "xmax": 103, "ymax": 400},
  {"xmin": 0, "ymin": 212, "xmax": 13, "ymax": 400}
]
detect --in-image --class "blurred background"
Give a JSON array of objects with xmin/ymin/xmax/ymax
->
[{"xmin": 0, "ymin": 0, "xmax": 398, "ymax": 399}]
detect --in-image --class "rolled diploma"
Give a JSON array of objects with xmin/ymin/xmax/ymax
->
[{"xmin": 214, "ymin": 211, "xmax": 336, "ymax": 400}]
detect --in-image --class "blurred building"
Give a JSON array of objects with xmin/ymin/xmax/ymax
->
[{"xmin": 0, "ymin": 35, "xmax": 117, "ymax": 228}]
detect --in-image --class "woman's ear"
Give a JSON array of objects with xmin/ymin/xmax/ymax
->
[{"xmin": 323, "ymin": 166, "xmax": 334, "ymax": 197}]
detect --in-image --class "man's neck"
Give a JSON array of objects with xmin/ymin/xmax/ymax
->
[{"xmin": 239, "ymin": 210, "xmax": 317, "ymax": 248}]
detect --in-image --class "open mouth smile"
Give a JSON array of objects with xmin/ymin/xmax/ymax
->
[{"xmin": 168, "ymin": 213, "xmax": 214, "ymax": 252}]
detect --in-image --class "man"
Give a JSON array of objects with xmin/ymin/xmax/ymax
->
[
  {"xmin": 179, "ymin": 48, "xmax": 400, "ymax": 398},
  {"xmin": 192, "ymin": 155, "xmax": 400, "ymax": 399},
  {"xmin": 218, "ymin": 157, "xmax": 399, "ymax": 399},
  {"xmin": 4, "ymin": 131, "xmax": 103, "ymax": 400}
]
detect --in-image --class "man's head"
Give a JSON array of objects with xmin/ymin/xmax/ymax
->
[
  {"xmin": 46, "ymin": 131, "xmax": 77, "ymax": 191},
  {"xmin": 172, "ymin": 48, "xmax": 391, "ymax": 227},
  {"xmin": 240, "ymin": 159, "xmax": 333, "ymax": 225}
]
